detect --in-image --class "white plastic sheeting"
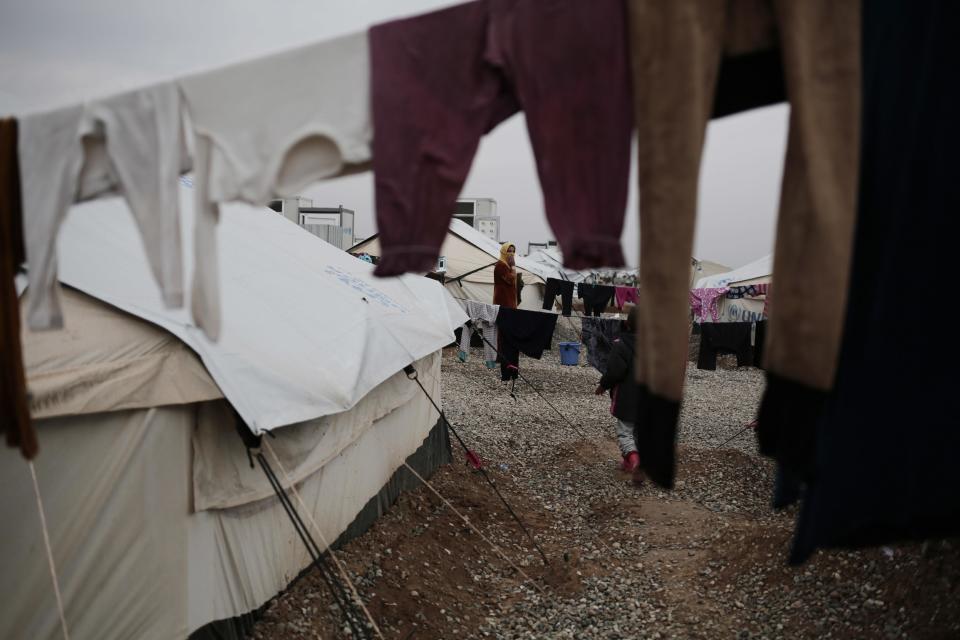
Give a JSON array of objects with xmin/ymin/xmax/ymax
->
[
  {"xmin": 694, "ymin": 254, "xmax": 772, "ymax": 288},
  {"xmin": 53, "ymin": 182, "xmax": 466, "ymax": 433}
]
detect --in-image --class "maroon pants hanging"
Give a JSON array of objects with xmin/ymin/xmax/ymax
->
[{"xmin": 370, "ymin": 0, "xmax": 632, "ymax": 277}]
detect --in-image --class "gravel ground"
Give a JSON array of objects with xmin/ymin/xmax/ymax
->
[{"xmin": 250, "ymin": 335, "xmax": 960, "ymax": 640}]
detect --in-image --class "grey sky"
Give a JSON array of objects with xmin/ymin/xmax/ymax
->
[{"xmin": 0, "ymin": 0, "xmax": 786, "ymax": 269}]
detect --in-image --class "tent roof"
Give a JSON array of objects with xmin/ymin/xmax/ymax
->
[
  {"xmin": 446, "ymin": 220, "xmax": 558, "ymax": 282},
  {"xmin": 21, "ymin": 286, "xmax": 223, "ymax": 419},
  {"xmin": 524, "ymin": 246, "xmax": 612, "ymax": 283},
  {"xmin": 691, "ymin": 258, "xmax": 731, "ymax": 278},
  {"xmin": 54, "ymin": 183, "xmax": 467, "ymax": 433},
  {"xmin": 695, "ymin": 254, "xmax": 772, "ymax": 289},
  {"xmin": 350, "ymin": 220, "xmax": 559, "ymax": 284}
]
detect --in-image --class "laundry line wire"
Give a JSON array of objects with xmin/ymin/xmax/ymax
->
[
  {"xmin": 411, "ymin": 364, "xmax": 608, "ymax": 560},
  {"xmin": 401, "ymin": 461, "xmax": 548, "ymax": 597},
  {"xmin": 373, "ymin": 280, "xmax": 617, "ymax": 576},
  {"xmin": 405, "ymin": 364, "xmax": 549, "ymax": 566},
  {"xmin": 473, "ymin": 329, "xmax": 594, "ymax": 444},
  {"xmin": 464, "ymin": 328, "xmax": 619, "ymax": 555}
]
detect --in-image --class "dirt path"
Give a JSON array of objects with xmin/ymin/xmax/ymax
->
[{"xmin": 251, "ymin": 350, "xmax": 960, "ymax": 639}]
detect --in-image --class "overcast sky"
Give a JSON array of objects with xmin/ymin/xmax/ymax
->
[{"xmin": 0, "ymin": 0, "xmax": 787, "ymax": 269}]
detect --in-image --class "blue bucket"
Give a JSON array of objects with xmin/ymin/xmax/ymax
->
[{"xmin": 559, "ymin": 341, "xmax": 581, "ymax": 366}]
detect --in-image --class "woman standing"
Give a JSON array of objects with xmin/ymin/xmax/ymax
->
[{"xmin": 493, "ymin": 242, "xmax": 518, "ymax": 309}]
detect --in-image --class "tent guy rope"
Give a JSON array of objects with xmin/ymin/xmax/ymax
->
[
  {"xmin": 400, "ymin": 461, "xmax": 547, "ymax": 597},
  {"xmin": 29, "ymin": 460, "xmax": 70, "ymax": 640},
  {"xmin": 255, "ymin": 449, "xmax": 369, "ymax": 638},
  {"xmin": 262, "ymin": 438, "xmax": 386, "ymax": 640},
  {"xmin": 473, "ymin": 328, "xmax": 594, "ymax": 443},
  {"xmin": 404, "ymin": 364, "xmax": 549, "ymax": 566}
]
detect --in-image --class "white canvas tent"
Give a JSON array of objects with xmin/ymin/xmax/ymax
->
[
  {"xmin": 0, "ymin": 188, "xmax": 466, "ymax": 640},
  {"xmin": 690, "ymin": 258, "xmax": 732, "ymax": 289},
  {"xmin": 525, "ymin": 246, "xmax": 589, "ymax": 283},
  {"xmin": 526, "ymin": 246, "xmax": 643, "ymax": 286},
  {"xmin": 52, "ymin": 182, "xmax": 466, "ymax": 432},
  {"xmin": 694, "ymin": 254, "xmax": 772, "ymax": 323},
  {"xmin": 350, "ymin": 219, "xmax": 561, "ymax": 311}
]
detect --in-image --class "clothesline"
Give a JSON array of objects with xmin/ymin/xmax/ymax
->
[
  {"xmin": 13, "ymin": 31, "xmax": 371, "ymax": 342},
  {"xmin": 5, "ymin": 0, "xmax": 956, "ymax": 569}
]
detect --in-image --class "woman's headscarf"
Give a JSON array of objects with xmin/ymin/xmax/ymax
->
[{"xmin": 499, "ymin": 242, "xmax": 516, "ymax": 265}]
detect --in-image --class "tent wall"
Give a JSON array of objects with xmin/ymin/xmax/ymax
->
[
  {"xmin": 711, "ymin": 298, "xmax": 767, "ymax": 324},
  {"xmin": 695, "ymin": 255, "xmax": 771, "ymax": 324},
  {"xmin": 0, "ymin": 353, "xmax": 443, "ymax": 640},
  {"xmin": 191, "ymin": 351, "xmax": 433, "ymax": 511},
  {"xmin": 0, "ymin": 407, "xmax": 194, "ymax": 640},
  {"xmin": 353, "ymin": 231, "xmax": 548, "ymax": 310},
  {"xmin": 694, "ymin": 254, "xmax": 772, "ymax": 289},
  {"xmin": 190, "ymin": 418, "xmax": 451, "ymax": 640},
  {"xmin": 689, "ymin": 260, "xmax": 731, "ymax": 289},
  {"xmin": 445, "ymin": 279, "xmax": 545, "ymax": 312},
  {"xmin": 21, "ymin": 287, "xmax": 223, "ymax": 419}
]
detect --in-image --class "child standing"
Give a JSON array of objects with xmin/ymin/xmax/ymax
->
[{"xmin": 595, "ymin": 307, "xmax": 641, "ymax": 479}]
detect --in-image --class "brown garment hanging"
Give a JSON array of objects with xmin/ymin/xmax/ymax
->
[
  {"xmin": 627, "ymin": 0, "xmax": 860, "ymax": 486},
  {"xmin": 0, "ymin": 117, "xmax": 36, "ymax": 459}
]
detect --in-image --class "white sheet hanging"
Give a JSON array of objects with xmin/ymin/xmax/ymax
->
[
  {"xmin": 18, "ymin": 82, "xmax": 187, "ymax": 330},
  {"xmin": 459, "ymin": 300, "xmax": 499, "ymax": 362},
  {"xmin": 179, "ymin": 31, "xmax": 371, "ymax": 339}
]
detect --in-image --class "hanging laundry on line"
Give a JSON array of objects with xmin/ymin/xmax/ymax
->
[
  {"xmin": 0, "ymin": 117, "xmax": 35, "ymax": 460},
  {"xmin": 369, "ymin": 0, "xmax": 631, "ymax": 276},
  {"xmin": 19, "ymin": 82, "xmax": 188, "ymax": 331},
  {"xmin": 577, "ymin": 283, "xmax": 615, "ymax": 317},
  {"xmin": 542, "ymin": 278, "xmax": 574, "ymax": 316},
  {"xmin": 458, "ymin": 300, "xmax": 499, "ymax": 368},
  {"xmin": 495, "ymin": 308, "xmax": 558, "ymax": 382},
  {"xmin": 689, "ymin": 287, "xmax": 729, "ymax": 323},
  {"xmin": 726, "ymin": 283, "xmax": 768, "ymax": 299},
  {"xmin": 614, "ymin": 285, "xmax": 639, "ymax": 309},
  {"xmin": 580, "ymin": 316, "xmax": 622, "ymax": 375}
]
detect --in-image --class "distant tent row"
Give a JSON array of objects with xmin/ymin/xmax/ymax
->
[
  {"xmin": 524, "ymin": 246, "xmax": 590, "ymax": 283},
  {"xmin": 690, "ymin": 258, "xmax": 732, "ymax": 289},
  {"xmin": 0, "ymin": 184, "xmax": 466, "ymax": 640},
  {"xmin": 694, "ymin": 254, "xmax": 772, "ymax": 324},
  {"xmin": 350, "ymin": 219, "xmax": 563, "ymax": 311}
]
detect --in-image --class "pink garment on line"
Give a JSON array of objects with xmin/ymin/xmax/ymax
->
[
  {"xmin": 614, "ymin": 286, "xmax": 639, "ymax": 309},
  {"xmin": 370, "ymin": 0, "xmax": 632, "ymax": 277},
  {"xmin": 689, "ymin": 287, "xmax": 729, "ymax": 322}
]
